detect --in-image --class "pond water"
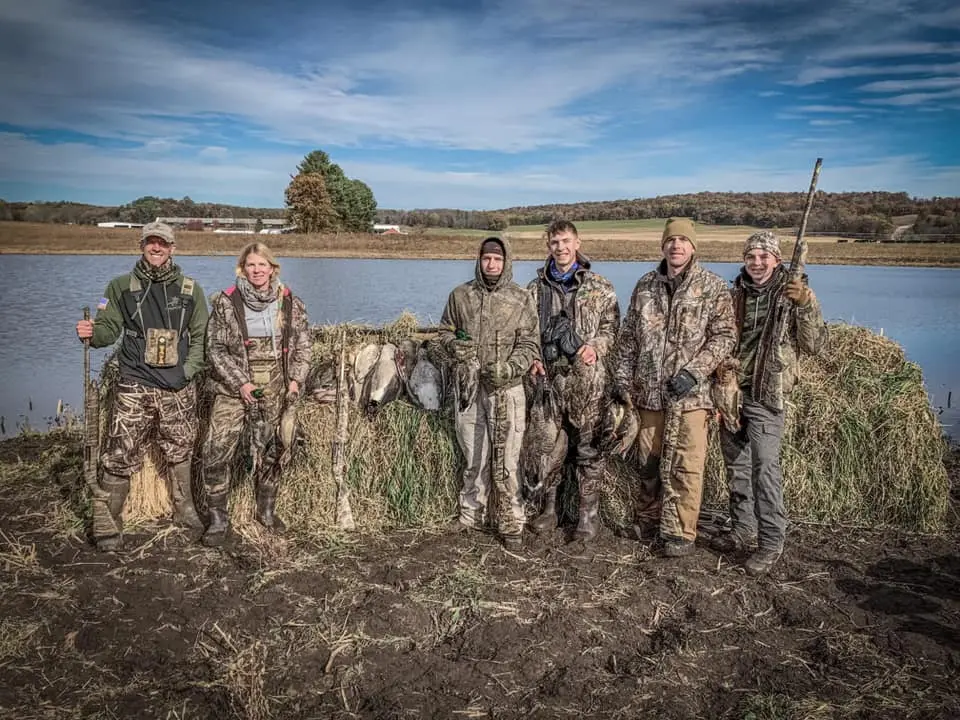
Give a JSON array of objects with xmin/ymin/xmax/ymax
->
[{"xmin": 1, "ymin": 255, "xmax": 957, "ymax": 439}]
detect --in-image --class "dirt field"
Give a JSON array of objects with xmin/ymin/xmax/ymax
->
[
  {"xmin": 1, "ymin": 431, "xmax": 958, "ymax": 719},
  {"xmin": 2, "ymin": 221, "xmax": 959, "ymax": 266}
]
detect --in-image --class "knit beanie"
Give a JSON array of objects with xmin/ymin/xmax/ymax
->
[
  {"xmin": 661, "ymin": 217, "xmax": 697, "ymax": 249},
  {"xmin": 743, "ymin": 230, "xmax": 782, "ymax": 260},
  {"xmin": 480, "ymin": 237, "xmax": 505, "ymax": 257}
]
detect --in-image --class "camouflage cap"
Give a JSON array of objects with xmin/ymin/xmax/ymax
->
[
  {"xmin": 141, "ymin": 221, "xmax": 176, "ymax": 245},
  {"xmin": 662, "ymin": 217, "xmax": 697, "ymax": 248},
  {"xmin": 743, "ymin": 230, "xmax": 781, "ymax": 260}
]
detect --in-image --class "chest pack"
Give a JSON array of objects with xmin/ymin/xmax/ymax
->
[
  {"xmin": 127, "ymin": 274, "xmax": 196, "ymax": 367},
  {"xmin": 224, "ymin": 285, "xmax": 294, "ymax": 381}
]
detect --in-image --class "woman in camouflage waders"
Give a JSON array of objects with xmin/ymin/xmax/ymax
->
[{"xmin": 200, "ymin": 243, "xmax": 313, "ymax": 546}]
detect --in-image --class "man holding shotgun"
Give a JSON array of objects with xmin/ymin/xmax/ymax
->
[{"xmin": 711, "ymin": 160, "xmax": 828, "ymax": 576}]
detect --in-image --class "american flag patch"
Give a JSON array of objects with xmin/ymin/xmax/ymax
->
[{"xmin": 97, "ymin": 297, "xmax": 109, "ymax": 310}]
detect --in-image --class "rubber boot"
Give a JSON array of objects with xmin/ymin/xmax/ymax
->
[
  {"xmin": 529, "ymin": 487, "xmax": 558, "ymax": 534},
  {"xmin": 93, "ymin": 472, "xmax": 129, "ymax": 552},
  {"xmin": 255, "ymin": 479, "xmax": 286, "ymax": 534},
  {"xmin": 168, "ymin": 460, "xmax": 203, "ymax": 530},
  {"xmin": 202, "ymin": 493, "xmax": 230, "ymax": 547},
  {"xmin": 572, "ymin": 491, "xmax": 600, "ymax": 542}
]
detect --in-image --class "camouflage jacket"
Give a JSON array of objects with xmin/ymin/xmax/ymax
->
[
  {"xmin": 526, "ymin": 253, "xmax": 621, "ymax": 380},
  {"xmin": 205, "ymin": 284, "xmax": 312, "ymax": 397},
  {"xmin": 731, "ymin": 266, "xmax": 826, "ymax": 412},
  {"xmin": 438, "ymin": 237, "xmax": 540, "ymax": 387},
  {"xmin": 615, "ymin": 258, "xmax": 736, "ymax": 412}
]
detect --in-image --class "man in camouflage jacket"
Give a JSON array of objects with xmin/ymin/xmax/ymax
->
[
  {"xmin": 527, "ymin": 220, "xmax": 620, "ymax": 541},
  {"xmin": 438, "ymin": 236, "xmax": 540, "ymax": 550},
  {"xmin": 76, "ymin": 222, "xmax": 208, "ymax": 551},
  {"xmin": 614, "ymin": 218, "xmax": 736, "ymax": 558},
  {"xmin": 711, "ymin": 231, "xmax": 826, "ymax": 576},
  {"xmin": 200, "ymin": 245, "xmax": 312, "ymax": 546}
]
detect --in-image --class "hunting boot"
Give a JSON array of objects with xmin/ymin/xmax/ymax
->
[
  {"xmin": 572, "ymin": 491, "xmax": 600, "ymax": 542},
  {"xmin": 710, "ymin": 528, "xmax": 757, "ymax": 555},
  {"xmin": 202, "ymin": 493, "xmax": 230, "ymax": 547},
  {"xmin": 255, "ymin": 479, "xmax": 287, "ymax": 534},
  {"xmin": 93, "ymin": 472, "xmax": 129, "ymax": 552},
  {"xmin": 168, "ymin": 460, "xmax": 203, "ymax": 531},
  {"xmin": 529, "ymin": 487, "xmax": 558, "ymax": 533},
  {"xmin": 744, "ymin": 547, "xmax": 782, "ymax": 577}
]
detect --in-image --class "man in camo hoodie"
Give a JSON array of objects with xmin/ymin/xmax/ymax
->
[
  {"xmin": 614, "ymin": 218, "xmax": 736, "ymax": 558},
  {"xmin": 438, "ymin": 236, "xmax": 540, "ymax": 550}
]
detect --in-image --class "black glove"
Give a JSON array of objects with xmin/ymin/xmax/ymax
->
[
  {"xmin": 544, "ymin": 313, "xmax": 583, "ymax": 360},
  {"xmin": 666, "ymin": 369, "xmax": 698, "ymax": 399}
]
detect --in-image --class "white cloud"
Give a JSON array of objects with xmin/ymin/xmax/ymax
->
[
  {"xmin": 861, "ymin": 88, "xmax": 960, "ymax": 106},
  {"xmin": 0, "ymin": 0, "xmax": 780, "ymax": 154},
  {"xmin": 2, "ymin": 132, "xmax": 956, "ymax": 208},
  {"xmin": 859, "ymin": 76, "xmax": 960, "ymax": 93}
]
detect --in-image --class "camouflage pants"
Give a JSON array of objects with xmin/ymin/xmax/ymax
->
[
  {"xmin": 201, "ymin": 370, "xmax": 296, "ymax": 503},
  {"xmin": 720, "ymin": 398, "xmax": 786, "ymax": 551},
  {"xmin": 100, "ymin": 380, "xmax": 198, "ymax": 475},
  {"xmin": 454, "ymin": 383, "xmax": 526, "ymax": 536},
  {"xmin": 632, "ymin": 408, "xmax": 709, "ymax": 541},
  {"xmin": 552, "ymin": 362, "xmax": 606, "ymax": 493}
]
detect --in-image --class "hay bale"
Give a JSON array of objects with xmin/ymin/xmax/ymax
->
[
  {"xmin": 601, "ymin": 324, "xmax": 949, "ymax": 532},
  {"xmin": 107, "ymin": 320, "xmax": 948, "ymax": 535}
]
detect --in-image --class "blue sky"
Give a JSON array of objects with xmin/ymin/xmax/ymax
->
[{"xmin": 0, "ymin": 0, "xmax": 958, "ymax": 209}]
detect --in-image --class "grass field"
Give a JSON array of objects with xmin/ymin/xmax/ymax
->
[{"xmin": 2, "ymin": 221, "xmax": 959, "ymax": 267}]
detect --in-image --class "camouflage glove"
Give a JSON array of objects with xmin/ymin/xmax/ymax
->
[
  {"xmin": 450, "ymin": 338, "xmax": 476, "ymax": 362},
  {"xmin": 482, "ymin": 360, "xmax": 518, "ymax": 389},
  {"xmin": 666, "ymin": 369, "xmax": 698, "ymax": 400},
  {"xmin": 784, "ymin": 278, "xmax": 812, "ymax": 306}
]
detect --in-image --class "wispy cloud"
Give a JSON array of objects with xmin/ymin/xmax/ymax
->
[
  {"xmin": 0, "ymin": 0, "xmax": 957, "ymax": 206},
  {"xmin": 859, "ymin": 76, "xmax": 960, "ymax": 93}
]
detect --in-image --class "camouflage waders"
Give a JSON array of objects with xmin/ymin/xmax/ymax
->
[
  {"xmin": 533, "ymin": 361, "xmax": 606, "ymax": 539},
  {"xmin": 454, "ymin": 383, "xmax": 526, "ymax": 538},
  {"xmin": 632, "ymin": 408, "xmax": 709, "ymax": 541},
  {"xmin": 201, "ymin": 338, "xmax": 296, "ymax": 541},
  {"xmin": 93, "ymin": 381, "xmax": 200, "ymax": 547}
]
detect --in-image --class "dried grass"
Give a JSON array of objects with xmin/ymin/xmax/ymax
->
[{"xmin": 114, "ymin": 320, "xmax": 948, "ymax": 534}]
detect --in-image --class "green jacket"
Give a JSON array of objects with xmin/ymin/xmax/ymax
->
[
  {"xmin": 731, "ymin": 266, "xmax": 826, "ymax": 411},
  {"xmin": 91, "ymin": 266, "xmax": 208, "ymax": 389}
]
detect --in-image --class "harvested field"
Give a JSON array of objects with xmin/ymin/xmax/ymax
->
[
  {"xmin": 3, "ymin": 221, "xmax": 959, "ymax": 266},
  {"xmin": 0, "ymin": 430, "xmax": 957, "ymax": 719}
]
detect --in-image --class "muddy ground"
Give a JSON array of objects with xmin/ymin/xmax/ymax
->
[{"xmin": 1, "ymin": 433, "xmax": 957, "ymax": 720}]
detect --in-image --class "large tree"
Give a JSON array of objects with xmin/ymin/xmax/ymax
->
[
  {"xmin": 293, "ymin": 150, "xmax": 377, "ymax": 232},
  {"xmin": 284, "ymin": 173, "xmax": 338, "ymax": 233}
]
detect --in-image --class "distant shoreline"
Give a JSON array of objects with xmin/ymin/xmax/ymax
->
[{"xmin": 2, "ymin": 221, "xmax": 959, "ymax": 267}]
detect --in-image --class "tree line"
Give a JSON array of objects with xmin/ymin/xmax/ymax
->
[
  {"xmin": 376, "ymin": 192, "xmax": 960, "ymax": 241},
  {"xmin": 3, "ymin": 187, "xmax": 958, "ymax": 242}
]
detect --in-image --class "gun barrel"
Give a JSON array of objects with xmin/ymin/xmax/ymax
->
[{"xmin": 790, "ymin": 157, "xmax": 823, "ymax": 276}]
